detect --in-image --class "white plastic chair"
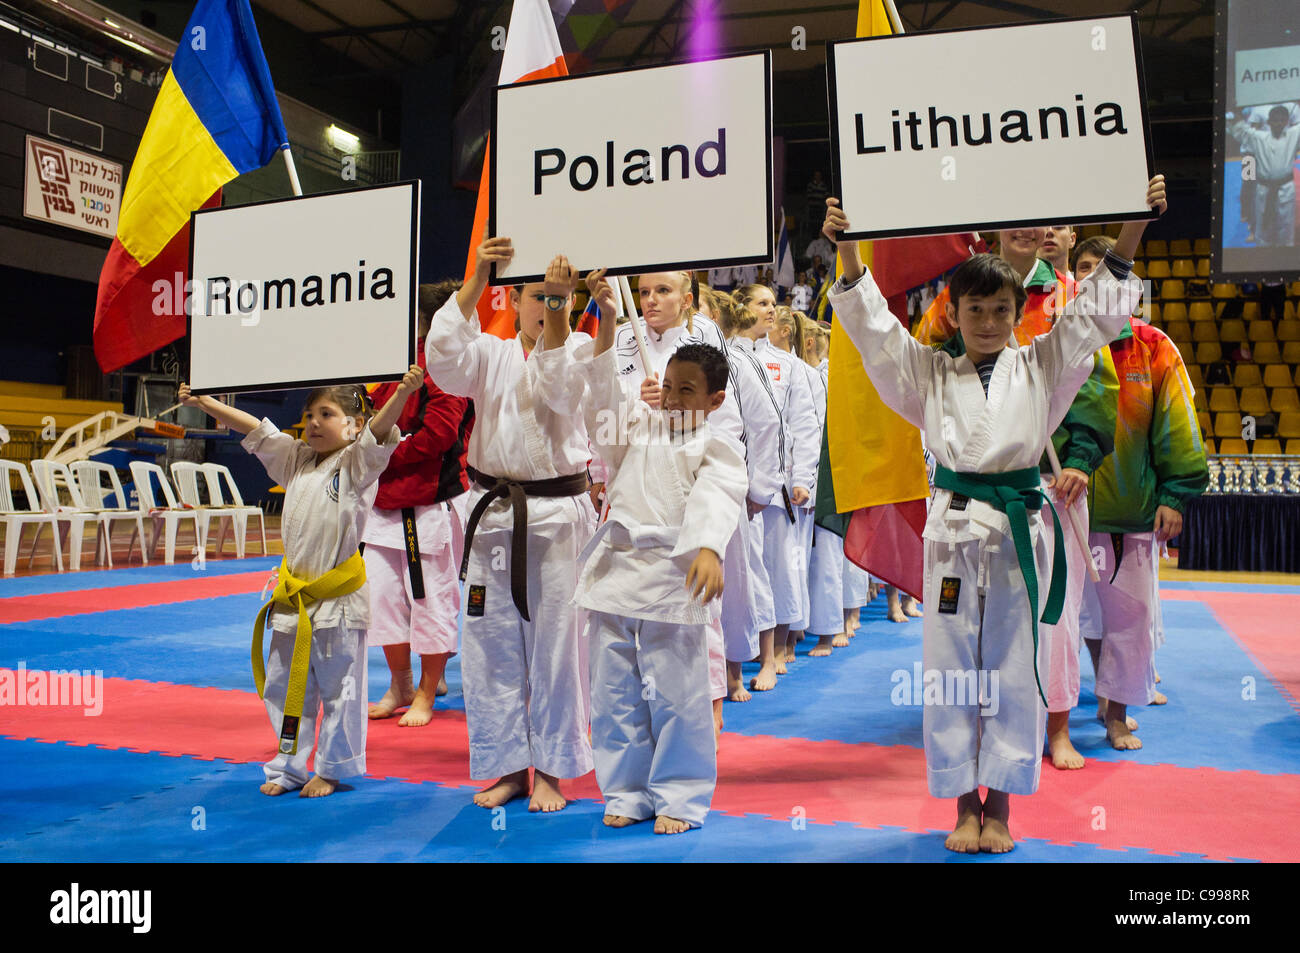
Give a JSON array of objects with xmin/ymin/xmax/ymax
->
[
  {"xmin": 129, "ymin": 462, "xmax": 203, "ymax": 565},
  {"xmin": 69, "ymin": 460, "xmax": 148, "ymax": 568},
  {"xmin": 0, "ymin": 461, "xmax": 63, "ymax": 575},
  {"xmin": 170, "ymin": 460, "xmax": 238, "ymax": 557},
  {"xmin": 30, "ymin": 459, "xmax": 104, "ymax": 571},
  {"xmin": 201, "ymin": 463, "xmax": 267, "ymax": 558}
]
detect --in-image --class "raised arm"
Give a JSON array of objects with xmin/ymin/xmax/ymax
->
[
  {"xmin": 178, "ymin": 384, "xmax": 262, "ymax": 435},
  {"xmin": 1114, "ymin": 174, "xmax": 1166, "ymax": 261},
  {"xmin": 455, "ymin": 230, "xmax": 514, "ymax": 322},
  {"xmin": 368, "ymin": 364, "xmax": 424, "ymax": 438}
]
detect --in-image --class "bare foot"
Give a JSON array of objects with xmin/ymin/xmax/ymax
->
[
  {"xmin": 887, "ymin": 604, "xmax": 906, "ymax": 623},
  {"xmin": 729, "ymin": 682, "xmax": 752, "ymax": 702},
  {"xmin": 1154, "ymin": 668, "xmax": 1161, "ymax": 684},
  {"xmin": 473, "ymin": 769, "xmax": 529, "ymax": 808},
  {"xmin": 831, "ymin": 632, "xmax": 850, "ymax": 648},
  {"xmin": 868, "ymin": 582, "xmax": 880, "ymax": 602},
  {"xmin": 299, "ymin": 775, "xmax": 337, "ymax": 798},
  {"xmin": 1096, "ymin": 699, "xmax": 1137, "ymax": 730},
  {"xmin": 259, "ymin": 782, "xmax": 287, "ymax": 796},
  {"xmin": 654, "ymin": 815, "xmax": 691, "ymax": 835},
  {"xmin": 1107, "ymin": 718, "xmax": 1143, "ymax": 750},
  {"xmin": 1049, "ymin": 730, "xmax": 1086, "ymax": 769},
  {"xmin": 368, "ymin": 679, "xmax": 416, "ymax": 719},
  {"xmin": 809, "ymin": 635, "xmax": 835, "ymax": 657},
  {"xmin": 980, "ymin": 790, "xmax": 1015, "ymax": 853},
  {"xmin": 945, "ymin": 791, "xmax": 981, "ymax": 854},
  {"xmin": 713, "ymin": 698, "xmax": 723, "ymax": 741},
  {"xmin": 846, "ymin": 608, "xmax": 861, "ymax": 636},
  {"xmin": 774, "ymin": 656, "xmax": 788, "ymax": 675},
  {"xmin": 436, "ymin": 676, "xmax": 449, "ymax": 696},
  {"xmin": 902, "ymin": 596, "xmax": 923, "ymax": 618},
  {"xmin": 530, "ymin": 771, "xmax": 567, "ymax": 813},
  {"xmin": 784, "ymin": 647, "xmax": 797, "ymax": 663},
  {"xmin": 603, "ymin": 814, "xmax": 642, "ymax": 828},
  {"xmin": 397, "ymin": 687, "xmax": 434, "ymax": 726},
  {"xmin": 1150, "ymin": 691, "xmax": 1167, "ymax": 705},
  {"xmin": 750, "ymin": 662, "xmax": 778, "ymax": 692}
]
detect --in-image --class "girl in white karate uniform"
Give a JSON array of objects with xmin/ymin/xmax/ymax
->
[
  {"xmin": 732, "ymin": 285, "xmax": 819, "ymax": 682},
  {"xmin": 178, "ymin": 370, "xmax": 420, "ymax": 797},
  {"xmin": 821, "ymin": 177, "xmax": 1159, "ymax": 853},
  {"xmin": 426, "ymin": 239, "xmax": 597, "ymax": 814},
  {"xmin": 771, "ymin": 306, "xmax": 824, "ymax": 661},
  {"xmin": 577, "ymin": 272, "xmax": 748, "ymax": 832}
]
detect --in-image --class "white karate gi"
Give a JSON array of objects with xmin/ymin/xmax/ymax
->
[
  {"xmin": 805, "ymin": 357, "xmax": 843, "ymax": 635},
  {"xmin": 1081, "ymin": 530, "xmax": 1159, "ymax": 707},
  {"xmin": 789, "ymin": 357, "xmax": 824, "ymax": 631},
  {"xmin": 425, "ymin": 298, "xmax": 597, "ymax": 781},
  {"xmin": 577, "ymin": 347, "xmax": 747, "ymax": 826},
  {"xmin": 830, "ymin": 257, "xmax": 1137, "ymax": 798},
  {"xmin": 1232, "ymin": 109, "xmax": 1300, "ymax": 246},
  {"xmin": 606, "ymin": 314, "xmax": 745, "ymax": 693},
  {"xmin": 363, "ymin": 500, "xmax": 463, "ymax": 655},
  {"xmin": 241, "ymin": 417, "xmax": 400, "ymax": 790}
]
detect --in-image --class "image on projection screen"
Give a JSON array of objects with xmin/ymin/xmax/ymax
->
[{"xmin": 1216, "ymin": 0, "xmax": 1300, "ymax": 278}]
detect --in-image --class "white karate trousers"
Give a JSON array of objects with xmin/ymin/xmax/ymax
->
[
  {"xmin": 762, "ymin": 502, "xmax": 803, "ymax": 627},
  {"xmin": 807, "ymin": 524, "xmax": 846, "ymax": 636},
  {"xmin": 460, "ymin": 515, "xmax": 595, "ymax": 781},
  {"xmin": 720, "ymin": 509, "xmax": 760, "ymax": 663},
  {"xmin": 261, "ymin": 624, "xmax": 367, "ymax": 790},
  {"xmin": 1041, "ymin": 493, "xmax": 1087, "ymax": 712},
  {"xmin": 843, "ymin": 557, "xmax": 873, "ymax": 610},
  {"xmin": 922, "ymin": 531, "xmax": 1051, "ymax": 798},
  {"xmin": 1083, "ymin": 530, "xmax": 1158, "ymax": 708},
  {"xmin": 791, "ymin": 507, "xmax": 815, "ymax": 632},
  {"xmin": 588, "ymin": 611, "xmax": 717, "ymax": 827},
  {"xmin": 364, "ymin": 543, "xmax": 460, "ymax": 655}
]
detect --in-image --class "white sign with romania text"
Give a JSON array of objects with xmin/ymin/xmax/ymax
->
[
  {"xmin": 23, "ymin": 135, "xmax": 122, "ymax": 238},
  {"xmin": 188, "ymin": 182, "xmax": 419, "ymax": 394},
  {"xmin": 491, "ymin": 51, "xmax": 773, "ymax": 283},
  {"xmin": 828, "ymin": 15, "xmax": 1154, "ymax": 240}
]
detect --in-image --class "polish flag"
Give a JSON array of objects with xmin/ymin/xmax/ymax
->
[{"xmin": 464, "ymin": 0, "xmax": 569, "ymax": 339}]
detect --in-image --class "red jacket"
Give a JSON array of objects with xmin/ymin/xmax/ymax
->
[{"xmin": 371, "ymin": 341, "xmax": 473, "ymax": 509}]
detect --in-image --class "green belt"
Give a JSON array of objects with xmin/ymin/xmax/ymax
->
[{"xmin": 932, "ymin": 464, "xmax": 1065, "ymax": 706}]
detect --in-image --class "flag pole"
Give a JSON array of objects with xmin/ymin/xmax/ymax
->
[
  {"xmin": 281, "ymin": 146, "xmax": 303, "ymax": 198},
  {"xmin": 616, "ymin": 274, "xmax": 653, "ymax": 379}
]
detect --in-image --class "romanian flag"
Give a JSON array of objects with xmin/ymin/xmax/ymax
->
[
  {"xmin": 464, "ymin": 0, "xmax": 570, "ymax": 340},
  {"xmin": 575, "ymin": 296, "xmax": 601, "ymax": 338},
  {"xmin": 816, "ymin": 0, "xmax": 976, "ymax": 600},
  {"xmin": 93, "ymin": 0, "xmax": 288, "ymax": 372}
]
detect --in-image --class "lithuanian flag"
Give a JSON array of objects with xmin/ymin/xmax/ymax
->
[
  {"xmin": 815, "ymin": 0, "xmax": 976, "ymax": 600},
  {"xmin": 93, "ymin": 0, "xmax": 288, "ymax": 373}
]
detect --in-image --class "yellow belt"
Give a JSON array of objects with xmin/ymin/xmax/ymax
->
[{"xmin": 252, "ymin": 552, "xmax": 366, "ymax": 755}]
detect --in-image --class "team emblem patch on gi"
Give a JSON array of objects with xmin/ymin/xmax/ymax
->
[
  {"xmin": 938, "ymin": 577, "xmax": 962, "ymax": 614},
  {"xmin": 766, "ymin": 362, "xmax": 781, "ymax": 381},
  {"xmin": 948, "ymin": 493, "xmax": 969, "ymax": 512},
  {"xmin": 326, "ymin": 472, "xmax": 340, "ymax": 502},
  {"xmin": 467, "ymin": 585, "xmax": 486, "ymax": 617}
]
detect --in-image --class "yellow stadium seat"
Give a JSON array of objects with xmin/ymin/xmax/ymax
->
[
  {"xmin": 1248, "ymin": 321, "xmax": 1276, "ymax": 343},
  {"xmin": 1278, "ymin": 413, "xmax": 1300, "ymax": 438},
  {"xmin": 1286, "ymin": 302, "xmax": 1297, "ymax": 320},
  {"xmin": 1196, "ymin": 259, "xmax": 1210, "ymax": 278},
  {"xmin": 1211, "ymin": 283, "xmax": 1237, "ymax": 299},
  {"xmin": 1131, "ymin": 260, "xmax": 1146, "ymax": 279},
  {"xmin": 1272, "ymin": 388, "xmax": 1300, "ymax": 413},
  {"xmin": 1218, "ymin": 438, "xmax": 1248, "ymax": 455},
  {"xmin": 1254, "ymin": 340, "xmax": 1282, "ymax": 364},
  {"xmin": 1195, "ymin": 341, "xmax": 1222, "ymax": 364},
  {"xmin": 1289, "ymin": 282, "xmax": 1300, "ymax": 296},
  {"xmin": 1209, "ymin": 388, "xmax": 1239, "ymax": 412},
  {"xmin": 1239, "ymin": 387, "xmax": 1269, "ymax": 415},
  {"xmin": 1214, "ymin": 411, "xmax": 1242, "ymax": 437},
  {"xmin": 1284, "ymin": 342, "xmax": 1300, "ymax": 364},
  {"xmin": 1263, "ymin": 364, "xmax": 1292, "ymax": 388},
  {"xmin": 1147, "ymin": 260, "xmax": 1171, "ymax": 279},
  {"xmin": 1143, "ymin": 301, "xmax": 1161, "ymax": 324},
  {"xmin": 1219, "ymin": 319, "xmax": 1247, "ymax": 343},
  {"xmin": 1242, "ymin": 301, "xmax": 1260, "ymax": 321},
  {"xmin": 1145, "ymin": 239, "xmax": 1168, "ymax": 258},
  {"xmin": 1233, "ymin": 364, "xmax": 1262, "ymax": 387},
  {"xmin": 1193, "ymin": 322, "xmax": 1220, "ymax": 343},
  {"xmin": 1277, "ymin": 321, "xmax": 1300, "ymax": 342},
  {"xmin": 1193, "ymin": 388, "xmax": 1208, "ymax": 411},
  {"xmin": 1163, "ymin": 301, "xmax": 1188, "ymax": 323},
  {"xmin": 1160, "ymin": 279, "xmax": 1186, "ymax": 299},
  {"xmin": 1165, "ymin": 321, "xmax": 1192, "ymax": 343},
  {"xmin": 1169, "ymin": 239, "xmax": 1192, "ymax": 256},
  {"xmin": 1187, "ymin": 301, "xmax": 1214, "ymax": 322},
  {"xmin": 1194, "ymin": 238, "xmax": 1211, "ymax": 256},
  {"xmin": 1171, "ymin": 259, "xmax": 1195, "ymax": 278},
  {"xmin": 1287, "ymin": 440, "xmax": 1300, "ymax": 455},
  {"xmin": 1198, "ymin": 411, "xmax": 1213, "ymax": 436},
  {"xmin": 1251, "ymin": 438, "xmax": 1282, "ymax": 454},
  {"xmin": 1187, "ymin": 364, "xmax": 1203, "ymax": 389}
]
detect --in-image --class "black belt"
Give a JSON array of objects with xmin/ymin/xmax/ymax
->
[
  {"xmin": 401, "ymin": 507, "xmax": 424, "ymax": 600},
  {"xmin": 459, "ymin": 466, "xmax": 589, "ymax": 621}
]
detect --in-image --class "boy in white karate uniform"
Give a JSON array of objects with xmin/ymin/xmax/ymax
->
[
  {"xmin": 821, "ymin": 175, "xmax": 1163, "ymax": 852},
  {"xmin": 425, "ymin": 237, "xmax": 597, "ymax": 813},
  {"xmin": 577, "ymin": 271, "xmax": 748, "ymax": 833}
]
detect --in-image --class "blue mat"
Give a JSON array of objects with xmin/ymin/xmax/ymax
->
[{"xmin": 0, "ymin": 556, "xmax": 280, "ymax": 598}]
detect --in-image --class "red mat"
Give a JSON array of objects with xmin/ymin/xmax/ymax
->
[
  {"xmin": 2, "ymin": 672, "xmax": 1294, "ymax": 861},
  {"xmin": 0, "ymin": 571, "xmax": 270, "ymax": 625},
  {"xmin": 1164, "ymin": 590, "xmax": 1300, "ymax": 714}
]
